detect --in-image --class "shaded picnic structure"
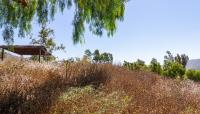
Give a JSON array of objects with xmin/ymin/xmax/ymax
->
[{"xmin": 0, "ymin": 45, "xmax": 51, "ymax": 62}]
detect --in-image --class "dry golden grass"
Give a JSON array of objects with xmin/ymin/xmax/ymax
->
[{"xmin": 0, "ymin": 59, "xmax": 200, "ymax": 114}]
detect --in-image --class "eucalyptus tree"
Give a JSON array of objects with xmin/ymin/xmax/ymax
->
[
  {"xmin": 93, "ymin": 49, "xmax": 100, "ymax": 63},
  {"xmin": 100, "ymin": 52, "xmax": 113, "ymax": 63},
  {"xmin": 0, "ymin": 0, "xmax": 127, "ymax": 44},
  {"xmin": 175, "ymin": 54, "xmax": 189, "ymax": 68},
  {"xmin": 84, "ymin": 49, "xmax": 92, "ymax": 62},
  {"xmin": 164, "ymin": 51, "xmax": 189, "ymax": 68},
  {"xmin": 31, "ymin": 24, "xmax": 65, "ymax": 61}
]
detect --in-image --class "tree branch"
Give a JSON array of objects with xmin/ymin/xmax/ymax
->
[{"xmin": 15, "ymin": 0, "xmax": 28, "ymax": 7}]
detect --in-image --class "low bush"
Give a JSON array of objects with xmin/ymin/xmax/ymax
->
[
  {"xmin": 149, "ymin": 58, "xmax": 162, "ymax": 75},
  {"xmin": 123, "ymin": 61, "xmax": 134, "ymax": 70},
  {"xmin": 132, "ymin": 59, "xmax": 148, "ymax": 70},
  {"xmin": 186, "ymin": 70, "xmax": 200, "ymax": 81},
  {"xmin": 163, "ymin": 61, "xmax": 185, "ymax": 79},
  {"xmin": 123, "ymin": 59, "xmax": 148, "ymax": 71},
  {"xmin": 49, "ymin": 85, "xmax": 131, "ymax": 113}
]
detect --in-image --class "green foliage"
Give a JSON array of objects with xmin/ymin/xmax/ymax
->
[
  {"xmin": 186, "ymin": 70, "xmax": 200, "ymax": 81},
  {"xmin": 84, "ymin": 49, "xmax": 92, "ymax": 58},
  {"xmin": 132, "ymin": 59, "xmax": 147, "ymax": 70},
  {"xmin": 163, "ymin": 51, "xmax": 188, "ymax": 79},
  {"xmin": 123, "ymin": 51, "xmax": 188, "ymax": 79},
  {"xmin": 164, "ymin": 51, "xmax": 189, "ymax": 68},
  {"xmin": 164, "ymin": 51, "xmax": 174, "ymax": 63},
  {"xmin": 93, "ymin": 49, "xmax": 101, "ymax": 63},
  {"xmin": 123, "ymin": 61, "xmax": 134, "ymax": 70},
  {"xmin": 30, "ymin": 24, "xmax": 65, "ymax": 61},
  {"xmin": 84, "ymin": 49, "xmax": 113, "ymax": 64},
  {"xmin": 175, "ymin": 54, "xmax": 189, "ymax": 68},
  {"xmin": 99, "ymin": 53, "xmax": 113, "ymax": 63},
  {"xmin": 0, "ymin": 0, "xmax": 127, "ymax": 44},
  {"xmin": 149, "ymin": 58, "xmax": 162, "ymax": 75},
  {"xmin": 163, "ymin": 61, "xmax": 185, "ymax": 79},
  {"xmin": 123, "ymin": 59, "xmax": 148, "ymax": 71},
  {"xmin": 58, "ymin": 86, "xmax": 131, "ymax": 113},
  {"xmin": 83, "ymin": 49, "xmax": 92, "ymax": 62}
]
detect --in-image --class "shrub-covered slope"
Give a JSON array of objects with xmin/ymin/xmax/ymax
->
[{"xmin": 0, "ymin": 60, "xmax": 200, "ymax": 114}]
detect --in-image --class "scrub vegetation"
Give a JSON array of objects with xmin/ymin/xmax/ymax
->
[{"xmin": 1, "ymin": 58, "xmax": 200, "ymax": 114}]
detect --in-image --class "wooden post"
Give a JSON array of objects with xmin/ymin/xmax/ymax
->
[
  {"xmin": 44, "ymin": 52, "xmax": 47, "ymax": 62},
  {"xmin": 1, "ymin": 48, "xmax": 4, "ymax": 61},
  {"xmin": 20, "ymin": 55, "xmax": 23, "ymax": 61},
  {"xmin": 39, "ymin": 49, "xmax": 41, "ymax": 63},
  {"xmin": 43, "ymin": 55, "xmax": 45, "ymax": 62}
]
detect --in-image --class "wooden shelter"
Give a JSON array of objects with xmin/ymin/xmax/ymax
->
[{"xmin": 0, "ymin": 45, "xmax": 51, "ymax": 62}]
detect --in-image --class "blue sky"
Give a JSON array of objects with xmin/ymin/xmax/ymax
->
[{"xmin": 1, "ymin": 0, "xmax": 200, "ymax": 64}]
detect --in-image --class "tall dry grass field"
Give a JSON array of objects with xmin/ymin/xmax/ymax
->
[{"xmin": 0, "ymin": 59, "xmax": 200, "ymax": 114}]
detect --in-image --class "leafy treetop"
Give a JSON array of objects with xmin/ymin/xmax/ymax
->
[
  {"xmin": 84, "ymin": 49, "xmax": 113, "ymax": 63},
  {"xmin": 0, "ymin": 0, "xmax": 127, "ymax": 44},
  {"xmin": 30, "ymin": 24, "xmax": 65, "ymax": 61}
]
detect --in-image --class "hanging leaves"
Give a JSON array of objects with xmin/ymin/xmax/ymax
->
[{"xmin": 0, "ymin": 0, "xmax": 127, "ymax": 44}]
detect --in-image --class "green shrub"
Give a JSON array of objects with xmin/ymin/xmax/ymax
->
[
  {"xmin": 123, "ymin": 59, "xmax": 148, "ymax": 71},
  {"xmin": 56, "ymin": 86, "xmax": 131, "ymax": 113},
  {"xmin": 123, "ymin": 61, "xmax": 133, "ymax": 70},
  {"xmin": 149, "ymin": 58, "xmax": 162, "ymax": 75},
  {"xmin": 186, "ymin": 70, "xmax": 200, "ymax": 81},
  {"xmin": 132, "ymin": 59, "xmax": 147, "ymax": 70},
  {"xmin": 163, "ymin": 61, "xmax": 185, "ymax": 79}
]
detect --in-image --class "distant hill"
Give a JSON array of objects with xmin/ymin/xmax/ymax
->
[{"xmin": 186, "ymin": 59, "xmax": 200, "ymax": 70}]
